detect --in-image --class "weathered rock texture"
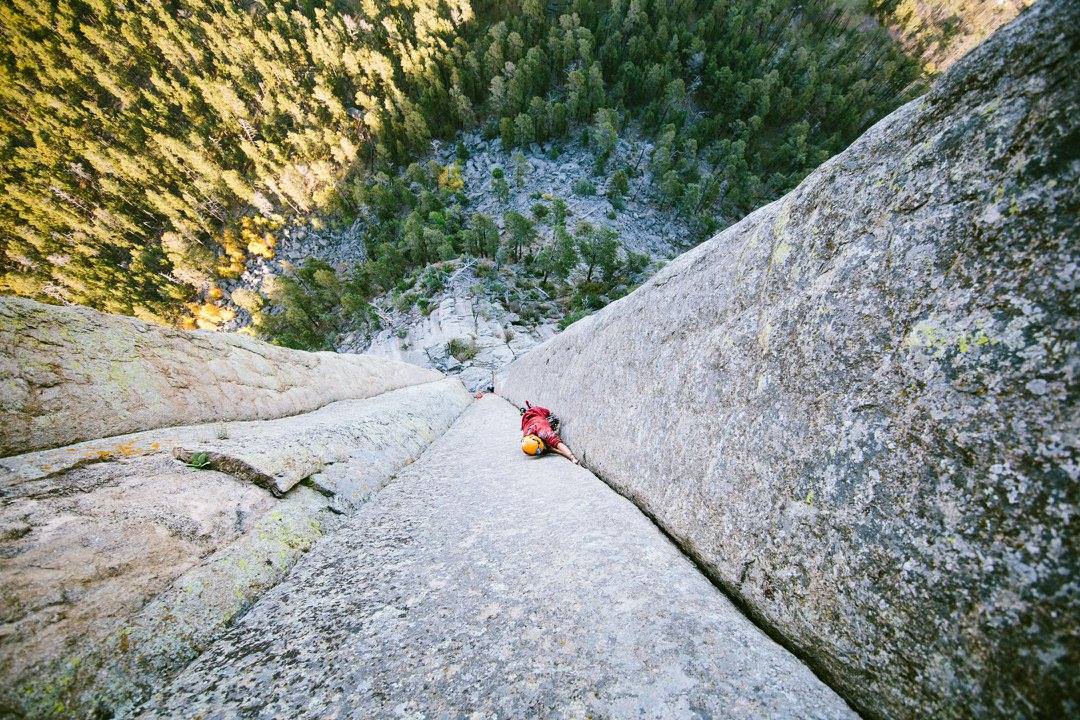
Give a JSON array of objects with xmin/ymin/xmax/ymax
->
[
  {"xmin": 0, "ymin": 309, "xmax": 469, "ymax": 720},
  {"xmin": 140, "ymin": 397, "xmax": 856, "ymax": 719},
  {"xmin": 172, "ymin": 377, "xmax": 470, "ymax": 506},
  {"xmin": 0, "ymin": 296, "xmax": 441, "ymax": 455},
  {"xmin": 354, "ymin": 262, "xmax": 557, "ymax": 392},
  {"xmin": 501, "ymin": 3, "xmax": 1078, "ymax": 718}
]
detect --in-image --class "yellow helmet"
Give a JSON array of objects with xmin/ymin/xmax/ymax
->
[{"xmin": 521, "ymin": 434, "xmax": 545, "ymax": 456}]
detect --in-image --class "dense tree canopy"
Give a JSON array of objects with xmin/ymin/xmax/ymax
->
[
  {"xmin": 0, "ymin": 0, "xmax": 927, "ymax": 330},
  {"xmin": 0, "ymin": 0, "xmax": 470, "ymax": 321}
]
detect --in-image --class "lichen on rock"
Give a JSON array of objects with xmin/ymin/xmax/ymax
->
[
  {"xmin": 500, "ymin": 2, "xmax": 1078, "ymax": 717},
  {"xmin": 0, "ymin": 296, "xmax": 442, "ymax": 456}
]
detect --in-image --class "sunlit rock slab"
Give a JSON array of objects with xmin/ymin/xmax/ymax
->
[
  {"xmin": 140, "ymin": 397, "xmax": 855, "ymax": 720},
  {"xmin": 501, "ymin": 2, "xmax": 1078, "ymax": 717},
  {"xmin": 0, "ymin": 296, "xmax": 441, "ymax": 455},
  {"xmin": 0, "ymin": 380, "xmax": 471, "ymax": 719}
]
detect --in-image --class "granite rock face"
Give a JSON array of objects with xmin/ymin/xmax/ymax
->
[
  {"xmin": 0, "ymin": 379, "xmax": 470, "ymax": 719},
  {"xmin": 0, "ymin": 296, "xmax": 470, "ymax": 718},
  {"xmin": 140, "ymin": 397, "xmax": 856, "ymax": 720},
  {"xmin": 0, "ymin": 296, "xmax": 441, "ymax": 455},
  {"xmin": 501, "ymin": 3, "xmax": 1078, "ymax": 718}
]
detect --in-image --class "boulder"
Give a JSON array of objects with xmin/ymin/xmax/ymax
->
[
  {"xmin": 0, "ymin": 297, "xmax": 441, "ymax": 455},
  {"xmin": 500, "ymin": 3, "xmax": 1077, "ymax": 718}
]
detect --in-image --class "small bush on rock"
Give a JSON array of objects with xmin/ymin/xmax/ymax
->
[
  {"xmin": 448, "ymin": 337, "xmax": 478, "ymax": 362},
  {"xmin": 572, "ymin": 178, "xmax": 596, "ymax": 196}
]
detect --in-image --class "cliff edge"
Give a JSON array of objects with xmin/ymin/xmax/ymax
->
[
  {"xmin": 500, "ymin": 2, "xmax": 1078, "ymax": 717},
  {"xmin": 0, "ymin": 296, "xmax": 441, "ymax": 456}
]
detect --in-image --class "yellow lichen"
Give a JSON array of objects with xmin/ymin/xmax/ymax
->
[
  {"xmin": 771, "ymin": 243, "xmax": 792, "ymax": 266},
  {"xmin": 906, "ymin": 320, "xmax": 997, "ymax": 357}
]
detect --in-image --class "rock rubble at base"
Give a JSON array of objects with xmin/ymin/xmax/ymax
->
[
  {"xmin": 434, "ymin": 130, "xmax": 690, "ymax": 259},
  {"xmin": 222, "ymin": 126, "xmax": 692, "ymax": 390},
  {"xmin": 348, "ymin": 264, "xmax": 557, "ymax": 392}
]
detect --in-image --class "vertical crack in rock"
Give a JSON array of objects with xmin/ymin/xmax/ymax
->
[
  {"xmin": 137, "ymin": 398, "xmax": 859, "ymax": 719},
  {"xmin": 499, "ymin": 3, "xmax": 1078, "ymax": 718}
]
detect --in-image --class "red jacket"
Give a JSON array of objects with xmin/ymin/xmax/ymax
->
[{"xmin": 521, "ymin": 402, "xmax": 562, "ymax": 449}]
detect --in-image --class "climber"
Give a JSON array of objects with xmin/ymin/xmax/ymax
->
[{"xmin": 520, "ymin": 401, "xmax": 579, "ymax": 464}]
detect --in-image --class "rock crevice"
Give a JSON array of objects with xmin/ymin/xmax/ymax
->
[
  {"xmin": 138, "ymin": 397, "xmax": 857, "ymax": 719},
  {"xmin": 500, "ymin": 3, "xmax": 1078, "ymax": 717}
]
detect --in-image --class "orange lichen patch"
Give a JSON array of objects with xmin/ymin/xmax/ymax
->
[{"xmin": 16, "ymin": 439, "xmax": 172, "ymax": 480}]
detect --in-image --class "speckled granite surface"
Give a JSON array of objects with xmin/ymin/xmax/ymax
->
[
  {"xmin": 0, "ymin": 379, "xmax": 472, "ymax": 719},
  {"xmin": 0, "ymin": 296, "xmax": 441, "ymax": 456},
  {"xmin": 500, "ymin": 3, "xmax": 1078, "ymax": 717},
  {"xmin": 138, "ymin": 396, "xmax": 854, "ymax": 719}
]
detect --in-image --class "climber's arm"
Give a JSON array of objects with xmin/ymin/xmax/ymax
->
[{"xmin": 552, "ymin": 441, "xmax": 580, "ymax": 464}]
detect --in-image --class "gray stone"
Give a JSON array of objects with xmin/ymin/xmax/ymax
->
[
  {"xmin": 172, "ymin": 378, "xmax": 471, "ymax": 502},
  {"xmin": 0, "ymin": 377, "xmax": 470, "ymax": 719},
  {"xmin": 500, "ymin": 4, "xmax": 1078, "ymax": 718},
  {"xmin": 0, "ymin": 297, "xmax": 441, "ymax": 456},
  {"xmin": 138, "ymin": 398, "xmax": 856, "ymax": 720},
  {"xmin": 352, "ymin": 264, "xmax": 557, "ymax": 391}
]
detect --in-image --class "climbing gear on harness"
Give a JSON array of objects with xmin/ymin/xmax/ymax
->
[{"xmin": 521, "ymin": 434, "xmax": 545, "ymax": 456}]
